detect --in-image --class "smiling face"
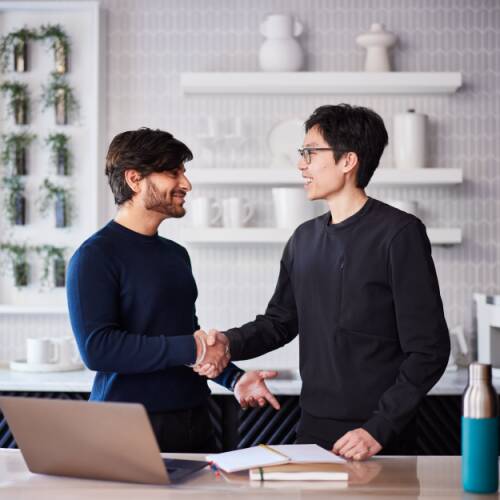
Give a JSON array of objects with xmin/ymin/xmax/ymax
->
[
  {"xmin": 298, "ymin": 125, "xmax": 356, "ymax": 202},
  {"xmin": 140, "ymin": 166, "xmax": 192, "ymax": 219}
]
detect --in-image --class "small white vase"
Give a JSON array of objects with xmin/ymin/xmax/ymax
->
[
  {"xmin": 356, "ymin": 23, "xmax": 397, "ymax": 72},
  {"xmin": 259, "ymin": 14, "xmax": 305, "ymax": 72}
]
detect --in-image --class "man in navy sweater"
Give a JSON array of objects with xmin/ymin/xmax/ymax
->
[
  {"xmin": 66, "ymin": 128, "xmax": 279, "ymax": 452},
  {"xmin": 198, "ymin": 104, "xmax": 450, "ymax": 460}
]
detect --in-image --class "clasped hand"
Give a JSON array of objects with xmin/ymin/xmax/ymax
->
[{"xmin": 192, "ymin": 329, "xmax": 230, "ymax": 377}]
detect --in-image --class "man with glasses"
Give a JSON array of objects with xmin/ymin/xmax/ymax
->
[{"xmin": 196, "ymin": 104, "xmax": 450, "ymax": 460}]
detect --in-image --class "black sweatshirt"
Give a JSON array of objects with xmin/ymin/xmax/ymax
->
[{"xmin": 225, "ymin": 197, "xmax": 450, "ymax": 447}]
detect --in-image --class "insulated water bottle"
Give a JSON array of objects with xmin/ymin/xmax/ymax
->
[{"xmin": 462, "ymin": 362, "xmax": 499, "ymax": 493}]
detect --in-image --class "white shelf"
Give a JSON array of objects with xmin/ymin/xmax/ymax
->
[
  {"xmin": 0, "ymin": 305, "xmax": 67, "ymax": 315},
  {"xmin": 181, "ymin": 227, "xmax": 462, "ymax": 246},
  {"xmin": 187, "ymin": 168, "xmax": 463, "ymax": 186},
  {"xmin": 181, "ymin": 72, "xmax": 462, "ymax": 95}
]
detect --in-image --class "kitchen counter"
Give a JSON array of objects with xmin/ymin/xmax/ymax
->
[
  {"xmin": 0, "ymin": 450, "xmax": 497, "ymax": 499},
  {"xmin": 0, "ymin": 364, "xmax": 491, "ymax": 395}
]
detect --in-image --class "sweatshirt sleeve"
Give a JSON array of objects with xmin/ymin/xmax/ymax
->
[
  {"xmin": 362, "ymin": 219, "xmax": 450, "ymax": 446},
  {"xmin": 66, "ymin": 243, "xmax": 197, "ymax": 373},
  {"xmin": 225, "ymin": 239, "xmax": 299, "ymax": 360}
]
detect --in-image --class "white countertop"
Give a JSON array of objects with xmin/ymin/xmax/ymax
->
[
  {"xmin": 0, "ymin": 450, "xmax": 474, "ymax": 500},
  {"xmin": 0, "ymin": 365, "xmax": 488, "ymax": 396}
]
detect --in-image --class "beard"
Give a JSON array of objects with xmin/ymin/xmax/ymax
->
[{"xmin": 143, "ymin": 178, "xmax": 186, "ymax": 218}]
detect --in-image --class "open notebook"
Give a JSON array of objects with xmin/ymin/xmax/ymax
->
[{"xmin": 206, "ymin": 444, "xmax": 346, "ymax": 473}]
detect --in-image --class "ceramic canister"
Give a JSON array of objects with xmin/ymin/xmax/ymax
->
[{"xmin": 393, "ymin": 109, "xmax": 428, "ymax": 169}]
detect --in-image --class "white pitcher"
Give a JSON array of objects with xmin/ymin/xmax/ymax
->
[{"xmin": 259, "ymin": 14, "xmax": 305, "ymax": 72}]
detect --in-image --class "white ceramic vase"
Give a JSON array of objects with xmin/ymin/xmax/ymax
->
[
  {"xmin": 356, "ymin": 23, "xmax": 397, "ymax": 72},
  {"xmin": 259, "ymin": 14, "xmax": 304, "ymax": 72}
]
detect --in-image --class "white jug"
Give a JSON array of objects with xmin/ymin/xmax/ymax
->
[{"xmin": 259, "ymin": 14, "xmax": 305, "ymax": 72}]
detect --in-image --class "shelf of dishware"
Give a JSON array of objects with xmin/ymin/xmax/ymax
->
[
  {"xmin": 180, "ymin": 72, "xmax": 463, "ymax": 95},
  {"xmin": 187, "ymin": 168, "xmax": 463, "ymax": 186},
  {"xmin": 180, "ymin": 227, "xmax": 462, "ymax": 246}
]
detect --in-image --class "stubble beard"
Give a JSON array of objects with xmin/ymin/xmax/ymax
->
[{"xmin": 144, "ymin": 178, "xmax": 186, "ymax": 218}]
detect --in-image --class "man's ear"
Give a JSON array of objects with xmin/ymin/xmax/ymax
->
[
  {"xmin": 341, "ymin": 152, "xmax": 359, "ymax": 174},
  {"xmin": 124, "ymin": 169, "xmax": 143, "ymax": 194}
]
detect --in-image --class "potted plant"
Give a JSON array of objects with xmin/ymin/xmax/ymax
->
[
  {"xmin": 39, "ymin": 178, "xmax": 71, "ymax": 228},
  {"xmin": 2, "ymin": 176, "xmax": 26, "ymax": 225},
  {"xmin": 45, "ymin": 133, "xmax": 71, "ymax": 175},
  {"xmin": 1, "ymin": 132, "xmax": 36, "ymax": 176},
  {"xmin": 36, "ymin": 244, "xmax": 66, "ymax": 288},
  {"xmin": 37, "ymin": 24, "xmax": 70, "ymax": 74},
  {"xmin": 41, "ymin": 72, "xmax": 78, "ymax": 125},
  {"xmin": 0, "ymin": 242, "xmax": 29, "ymax": 287},
  {"xmin": 0, "ymin": 27, "xmax": 37, "ymax": 72},
  {"xmin": 0, "ymin": 81, "xmax": 30, "ymax": 125}
]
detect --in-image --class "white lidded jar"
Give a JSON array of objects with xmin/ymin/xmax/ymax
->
[
  {"xmin": 393, "ymin": 109, "xmax": 428, "ymax": 169},
  {"xmin": 259, "ymin": 14, "xmax": 304, "ymax": 72}
]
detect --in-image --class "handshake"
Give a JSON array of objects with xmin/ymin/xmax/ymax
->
[
  {"xmin": 192, "ymin": 329, "xmax": 230, "ymax": 378},
  {"xmin": 191, "ymin": 328, "xmax": 281, "ymax": 411}
]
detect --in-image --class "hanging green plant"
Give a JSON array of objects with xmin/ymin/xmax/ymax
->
[
  {"xmin": 1, "ymin": 132, "xmax": 36, "ymax": 176},
  {"xmin": 2, "ymin": 176, "xmax": 26, "ymax": 226},
  {"xmin": 45, "ymin": 133, "xmax": 71, "ymax": 175},
  {"xmin": 41, "ymin": 72, "xmax": 78, "ymax": 125},
  {"xmin": 35, "ymin": 244, "xmax": 66, "ymax": 288},
  {"xmin": 37, "ymin": 24, "xmax": 70, "ymax": 74},
  {"xmin": 0, "ymin": 81, "xmax": 30, "ymax": 124},
  {"xmin": 0, "ymin": 26, "xmax": 37, "ymax": 72},
  {"xmin": 38, "ymin": 178, "xmax": 72, "ymax": 228},
  {"xmin": 0, "ymin": 242, "xmax": 29, "ymax": 288}
]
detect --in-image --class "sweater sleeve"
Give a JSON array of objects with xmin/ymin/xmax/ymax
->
[
  {"xmin": 66, "ymin": 243, "xmax": 197, "ymax": 373},
  {"xmin": 362, "ymin": 220, "xmax": 450, "ymax": 446},
  {"xmin": 225, "ymin": 239, "xmax": 299, "ymax": 360}
]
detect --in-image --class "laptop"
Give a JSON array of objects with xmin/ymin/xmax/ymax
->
[{"xmin": 0, "ymin": 396, "xmax": 208, "ymax": 485}]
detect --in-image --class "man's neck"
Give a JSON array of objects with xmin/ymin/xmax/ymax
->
[
  {"xmin": 326, "ymin": 188, "xmax": 368, "ymax": 224},
  {"xmin": 114, "ymin": 205, "xmax": 164, "ymax": 236}
]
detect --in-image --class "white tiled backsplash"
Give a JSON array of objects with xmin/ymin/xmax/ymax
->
[{"xmin": 0, "ymin": 0, "xmax": 499, "ymax": 370}]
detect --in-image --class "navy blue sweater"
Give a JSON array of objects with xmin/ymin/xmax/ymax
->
[{"xmin": 66, "ymin": 220, "xmax": 242, "ymax": 412}]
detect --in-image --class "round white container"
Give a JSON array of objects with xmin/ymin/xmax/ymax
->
[{"xmin": 393, "ymin": 109, "xmax": 428, "ymax": 169}]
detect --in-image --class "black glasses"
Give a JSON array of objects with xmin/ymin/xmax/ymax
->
[{"xmin": 298, "ymin": 147, "xmax": 334, "ymax": 165}]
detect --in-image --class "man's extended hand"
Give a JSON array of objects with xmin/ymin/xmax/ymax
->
[
  {"xmin": 234, "ymin": 370, "xmax": 280, "ymax": 410},
  {"xmin": 193, "ymin": 329, "xmax": 230, "ymax": 378},
  {"xmin": 332, "ymin": 428, "xmax": 382, "ymax": 461},
  {"xmin": 193, "ymin": 329, "xmax": 229, "ymax": 376}
]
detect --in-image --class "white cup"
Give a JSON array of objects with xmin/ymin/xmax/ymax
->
[
  {"xmin": 52, "ymin": 337, "xmax": 80, "ymax": 366},
  {"xmin": 190, "ymin": 197, "xmax": 222, "ymax": 227},
  {"xmin": 26, "ymin": 338, "xmax": 58, "ymax": 365},
  {"xmin": 222, "ymin": 198, "xmax": 254, "ymax": 228},
  {"xmin": 387, "ymin": 200, "xmax": 418, "ymax": 216},
  {"xmin": 272, "ymin": 188, "xmax": 315, "ymax": 228}
]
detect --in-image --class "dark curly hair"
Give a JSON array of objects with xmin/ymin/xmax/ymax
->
[
  {"xmin": 305, "ymin": 104, "xmax": 388, "ymax": 188},
  {"xmin": 105, "ymin": 127, "xmax": 193, "ymax": 205}
]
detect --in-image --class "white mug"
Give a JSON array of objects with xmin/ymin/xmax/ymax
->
[
  {"xmin": 190, "ymin": 197, "xmax": 222, "ymax": 227},
  {"xmin": 272, "ymin": 188, "xmax": 315, "ymax": 228},
  {"xmin": 52, "ymin": 337, "xmax": 80, "ymax": 366},
  {"xmin": 222, "ymin": 198, "xmax": 254, "ymax": 228},
  {"xmin": 26, "ymin": 338, "xmax": 58, "ymax": 365}
]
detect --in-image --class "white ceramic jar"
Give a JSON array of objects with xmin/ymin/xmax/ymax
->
[{"xmin": 393, "ymin": 109, "xmax": 428, "ymax": 169}]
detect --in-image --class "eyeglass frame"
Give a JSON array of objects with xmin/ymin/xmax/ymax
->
[{"xmin": 298, "ymin": 147, "xmax": 341, "ymax": 165}]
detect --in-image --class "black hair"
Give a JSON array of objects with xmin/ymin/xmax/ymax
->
[
  {"xmin": 105, "ymin": 127, "xmax": 193, "ymax": 205},
  {"xmin": 304, "ymin": 104, "xmax": 388, "ymax": 188}
]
